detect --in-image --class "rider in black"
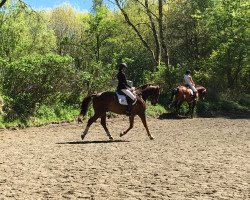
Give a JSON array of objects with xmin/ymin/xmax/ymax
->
[{"xmin": 116, "ymin": 63, "xmax": 136, "ymax": 116}]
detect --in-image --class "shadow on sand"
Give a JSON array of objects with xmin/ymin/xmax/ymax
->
[
  {"xmin": 57, "ymin": 139, "xmax": 130, "ymax": 145},
  {"xmin": 158, "ymin": 113, "xmax": 190, "ymax": 120},
  {"xmin": 159, "ymin": 111, "xmax": 250, "ymax": 120}
]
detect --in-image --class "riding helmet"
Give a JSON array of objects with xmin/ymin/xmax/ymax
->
[
  {"xmin": 186, "ymin": 69, "xmax": 191, "ymax": 74},
  {"xmin": 118, "ymin": 63, "xmax": 127, "ymax": 71}
]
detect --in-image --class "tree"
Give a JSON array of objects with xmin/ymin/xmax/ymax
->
[
  {"xmin": 113, "ymin": 0, "xmax": 169, "ymax": 69},
  {"xmin": 198, "ymin": 0, "xmax": 250, "ymax": 92},
  {"xmin": 92, "ymin": 0, "xmax": 104, "ymax": 11},
  {"xmin": 49, "ymin": 4, "xmax": 83, "ymax": 56},
  {"xmin": 0, "ymin": 0, "xmax": 7, "ymax": 8},
  {"xmin": 0, "ymin": 1, "xmax": 56, "ymax": 62}
]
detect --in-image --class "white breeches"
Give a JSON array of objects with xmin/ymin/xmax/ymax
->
[
  {"xmin": 121, "ymin": 89, "xmax": 136, "ymax": 101},
  {"xmin": 188, "ymin": 84, "xmax": 197, "ymax": 93}
]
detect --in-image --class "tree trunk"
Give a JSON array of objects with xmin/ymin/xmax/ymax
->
[
  {"xmin": 0, "ymin": 0, "xmax": 8, "ymax": 8},
  {"xmin": 145, "ymin": 0, "xmax": 160, "ymax": 66},
  {"xmin": 158, "ymin": 0, "xmax": 169, "ymax": 66},
  {"xmin": 114, "ymin": 0, "xmax": 158, "ymax": 68}
]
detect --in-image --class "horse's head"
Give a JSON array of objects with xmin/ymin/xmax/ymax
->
[
  {"xmin": 197, "ymin": 86, "xmax": 207, "ymax": 100},
  {"xmin": 137, "ymin": 84, "xmax": 160, "ymax": 106}
]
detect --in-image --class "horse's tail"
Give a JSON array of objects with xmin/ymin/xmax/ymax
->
[
  {"xmin": 168, "ymin": 87, "xmax": 179, "ymax": 108},
  {"xmin": 77, "ymin": 95, "xmax": 94, "ymax": 123}
]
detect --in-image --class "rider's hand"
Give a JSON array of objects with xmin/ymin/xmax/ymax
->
[{"xmin": 131, "ymin": 87, "xmax": 135, "ymax": 90}]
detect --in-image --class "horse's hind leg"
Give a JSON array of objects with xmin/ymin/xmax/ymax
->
[
  {"xmin": 120, "ymin": 115, "xmax": 134, "ymax": 137},
  {"xmin": 190, "ymin": 101, "xmax": 197, "ymax": 118},
  {"xmin": 101, "ymin": 114, "xmax": 113, "ymax": 140},
  {"xmin": 139, "ymin": 114, "xmax": 154, "ymax": 140},
  {"xmin": 81, "ymin": 113, "xmax": 100, "ymax": 140},
  {"xmin": 175, "ymin": 100, "xmax": 182, "ymax": 116},
  {"xmin": 186, "ymin": 103, "xmax": 192, "ymax": 116}
]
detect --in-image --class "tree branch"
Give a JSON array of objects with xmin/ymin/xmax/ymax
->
[
  {"xmin": 0, "ymin": 0, "xmax": 8, "ymax": 8},
  {"xmin": 114, "ymin": 0, "xmax": 156, "ymax": 64}
]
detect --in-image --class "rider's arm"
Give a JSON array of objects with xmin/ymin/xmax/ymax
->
[
  {"xmin": 119, "ymin": 72, "xmax": 131, "ymax": 88},
  {"xmin": 190, "ymin": 76, "xmax": 195, "ymax": 86},
  {"xmin": 123, "ymin": 73, "xmax": 131, "ymax": 88}
]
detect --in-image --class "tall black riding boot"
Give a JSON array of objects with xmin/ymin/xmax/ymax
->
[
  {"xmin": 126, "ymin": 98, "xmax": 133, "ymax": 116},
  {"xmin": 193, "ymin": 92, "xmax": 197, "ymax": 98}
]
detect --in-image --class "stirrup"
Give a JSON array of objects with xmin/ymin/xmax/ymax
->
[{"xmin": 132, "ymin": 99, "xmax": 137, "ymax": 105}]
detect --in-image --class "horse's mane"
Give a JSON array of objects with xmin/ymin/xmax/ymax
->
[{"xmin": 196, "ymin": 85, "xmax": 206, "ymax": 90}]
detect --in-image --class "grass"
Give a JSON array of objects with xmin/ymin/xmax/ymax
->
[
  {"xmin": 0, "ymin": 104, "xmax": 79, "ymax": 128},
  {"xmin": 1, "ymin": 98, "xmax": 248, "ymax": 129},
  {"xmin": 196, "ymin": 100, "xmax": 250, "ymax": 117}
]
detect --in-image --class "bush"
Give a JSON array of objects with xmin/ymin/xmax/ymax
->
[
  {"xmin": 219, "ymin": 100, "xmax": 249, "ymax": 112},
  {"xmin": 238, "ymin": 94, "xmax": 250, "ymax": 107},
  {"xmin": 146, "ymin": 103, "xmax": 166, "ymax": 117},
  {"xmin": 1, "ymin": 53, "xmax": 81, "ymax": 119},
  {"xmin": 144, "ymin": 64, "xmax": 185, "ymax": 93},
  {"xmin": 196, "ymin": 100, "xmax": 249, "ymax": 116},
  {"xmin": 31, "ymin": 104, "xmax": 79, "ymax": 126}
]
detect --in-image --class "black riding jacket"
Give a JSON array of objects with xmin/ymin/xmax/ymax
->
[{"xmin": 117, "ymin": 70, "xmax": 131, "ymax": 90}]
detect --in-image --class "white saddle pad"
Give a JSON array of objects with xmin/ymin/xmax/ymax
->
[{"xmin": 116, "ymin": 92, "xmax": 128, "ymax": 105}]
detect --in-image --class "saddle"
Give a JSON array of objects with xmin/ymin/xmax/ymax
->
[
  {"xmin": 116, "ymin": 90, "xmax": 137, "ymax": 105},
  {"xmin": 183, "ymin": 84, "xmax": 195, "ymax": 96}
]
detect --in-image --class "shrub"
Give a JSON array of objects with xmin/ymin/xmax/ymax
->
[
  {"xmin": 1, "ymin": 53, "xmax": 81, "ymax": 119},
  {"xmin": 196, "ymin": 100, "xmax": 249, "ymax": 116},
  {"xmin": 238, "ymin": 94, "xmax": 250, "ymax": 107},
  {"xmin": 146, "ymin": 103, "xmax": 166, "ymax": 117}
]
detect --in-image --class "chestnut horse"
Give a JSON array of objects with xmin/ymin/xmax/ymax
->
[
  {"xmin": 168, "ymin": 85, "xmax": 207, "ymax": 118},
  {"xmin": 78, "ymin": 84, "xmax": 160, "ymax": 140}
]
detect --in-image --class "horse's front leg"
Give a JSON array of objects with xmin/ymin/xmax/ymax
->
[
  {"xmin": 101, "ymin": 114, "xmax": 113, "ymax": 140},
  {"xmin": 120, "ymin": 115, "xmax": 134, "ymax": 137},
  {"xmin": 168, "ymin": 98, "xmax": 176, "ymax": 108},
  {"xmin": 176, "ymin": 100, "xmax": 182, "ymax": 116},
  {"xmin": 186, "ymin": 103, "xmax": 192, "ymax": 116},
  {"xmin": 139, "ymin": 114, "xmax": 154, "ymax": 140}
]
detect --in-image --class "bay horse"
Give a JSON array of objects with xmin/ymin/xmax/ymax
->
[
  {"xmin": 168, "ymin": 85, "xmax": 207, "ymax": 118},
  {"xmin": 78, "ymin": 84, "xmax": 160, "ymax": 140}
]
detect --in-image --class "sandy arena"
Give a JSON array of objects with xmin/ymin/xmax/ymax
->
[{"xmin": 0, "ymin": 116, "xmax": 249, "ymax": 199}]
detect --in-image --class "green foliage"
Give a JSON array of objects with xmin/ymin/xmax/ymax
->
[
  {"xmin": 145, "ymin": 103, "xmax": 166, "ymax": 118},
  {"xmin": 196, "ymin": 0, "xmax": 250, "ymax": 91},
  {"xmin": 196, "ymin": 100, "xmax": 249, "ymax": 116},
  {"xmin": 0, "ymin": 0, "xmax": 249, "ymax": 128},
  {"xmin": 1, "ymin": 53, "xmax": 78, "ymax": 119},
  {"xmin": 31, "ymin": 104, "xmax": 79, "ymax": 126},
  {"xmin": 0, "ymin": 2, "xmax": 56, "ymax": 61},
  {"xmin": 0, "ymin": 103, "xmax": 79, "ymax": 128},
  {"xmin": 80, "ymin": 61, "xmax": 116, "ymax": 93},
  {"xmin": 144, "ymin": 64, "xmax": 185, "ymax": 93},
  {"xmin": 238, "ymin": 94, "xmax": 250, "ymax": 107},
  {"xmin": 0, "ymin": 115, "xmax": 4, "ymax": 128}
]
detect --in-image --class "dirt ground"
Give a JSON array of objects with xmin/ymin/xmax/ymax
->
[{"xmin": 0, "ymin": 116, "xmax": 249, "ymax": 200}]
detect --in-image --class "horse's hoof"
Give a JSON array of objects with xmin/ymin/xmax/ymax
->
[
  {"xmin": 77, "ymin": 117, "xmax": 83, "ymax": 124},
  {"xmin": 81, "ymin": 134, "xmax": 85, "ymax": 140},
  {"xmin": 120, "ymin": 132, "xmax": 124, "ymax": 137},
  {"xmin": 109, "ymin": 137, "xmax": 113, "ymax": 140},
  {"xmin": 150, "ymin": 136, "xmax": 154, "ymax": 140}
]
